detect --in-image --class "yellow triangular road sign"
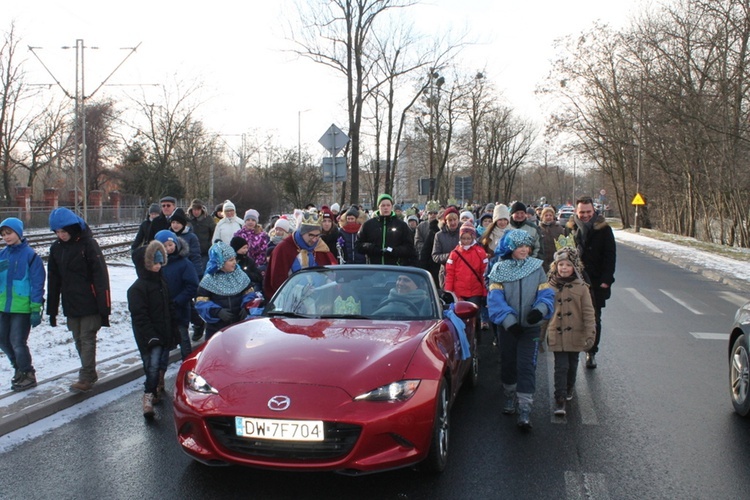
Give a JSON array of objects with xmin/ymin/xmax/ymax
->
[{"xmin": 631, "ymin": 193, "xmax": 645, "ymax": 205}]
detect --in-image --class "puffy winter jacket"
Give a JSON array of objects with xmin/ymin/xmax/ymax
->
[{"xmin": 356, "ymin": 213, "xmax": 416, "ymax": 265}]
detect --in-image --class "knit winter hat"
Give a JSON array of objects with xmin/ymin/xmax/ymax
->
[
  {"xmin": 274, "ymin": 218, "xmax": 291, "ymax": 233},
  {"xmin": 330, "ymin": 203, "xmax": 340, "ymax": 213},
  {"xmin": 0, "ymin": 217, "xmax": 24, "ymax": 239},
  {"xmin": 376, "ymin": 193, "xmax": 393, "ymax": 206},
  {"xmin": 442, "ymin": 206, "xmax": 459, "ymax": 220},
  {"xmin": 170, "ymin": 208, "xmax": 188, "ymax": 226},
  {"xmin": 345, "ymin": 206, "xmax": 360, "ymax": 218},
  {"xmin": 459, "ymin": 220, "xmax": 476, "ymax": 236},
  {"xmin": 154, "ymin": 229, "xmax": 179, "ymax": 250},
  {"xmin": 484, "ymin": 203, "xmax": 495, "ymax": 213},
  {"xmin": 191, "ymin": 199, "xmax": 204, "ymax": 209},
  {"xmin": 509, "ymin": 201, "xmax": 527, "ymax": 215},
  {"xmin": 460, "ymin": 210, "xmax": 474, "ymax": 221},
  {"xmin": 244, "ymin": 209, "xmax": 259, "ymax": 222},
  {"xmin": 206, "ymin": 241, "xmax": 236, "ymax": 274},
  {"xmin": 551, "ymin": 246, "xmax": 584, "ymax": 279},
  {"xmin": 496, "ymin": 229, "xmax": 534, "ymax": 257},
  {"xmin": 407, "ymin": 215, "xmax": 420, "ymax": 225},
  {"xmin": 148, "ymin": 203, "xmax": 161, "ymax": 215},
  {"xmin": 492, "ymin": 204, "xmax": 510, "ymax": 222},
  {"xmin": 541, "ymin": 206, "xmax": 556, "ymax": 219},
  {"xmin": 230, "ymin": 236, "xmax": 249, "ymax": 253},
  {"xmin": 223, "ymin": 200, "xmax": 236, "ymax": 212},
  {"xmin": 298, "ymin": 211, "xmax": 322, "ymax": 235}
]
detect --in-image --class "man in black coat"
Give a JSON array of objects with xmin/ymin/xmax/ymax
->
[
  {"xmin": 356, "ymin": 193, "xmax": 416, "ymax": 266},
  {"xmin": 566, "ymin": 196, "xmax": 616, "ymax": 369}
]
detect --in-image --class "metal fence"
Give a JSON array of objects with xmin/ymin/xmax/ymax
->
[{"xmin": 0, "ymin": 206, "xmax": 150, "ymax": 230}]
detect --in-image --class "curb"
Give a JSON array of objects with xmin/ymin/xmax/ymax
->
[{"xmin": 0, "ymin": 349, "xmax": 182, "ymax": 437}]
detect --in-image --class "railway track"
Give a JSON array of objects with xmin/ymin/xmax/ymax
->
[{"xmin": 25, "ymin": 223, "xmax": 140, "ymax": 261}]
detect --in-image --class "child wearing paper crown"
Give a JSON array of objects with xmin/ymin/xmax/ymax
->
[
  {"xmin": 487, "ymin": 229, "xmax": 555, "ymax": 430},
  {"xmin": 546, "ymin": 246, "xmax": 596, "ymax": 417}
]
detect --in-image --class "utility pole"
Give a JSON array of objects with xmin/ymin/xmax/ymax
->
[{"xmin": 29, "ymin": 40, "xmax": 141, "ymax": 220}]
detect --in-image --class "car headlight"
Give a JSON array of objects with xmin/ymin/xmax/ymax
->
[
  {"xmin": 185, "ymin": 370, "xmax": 219, "ymax": 394},
  {"xmin": 354, "ymin": 380, "xmax": 421, "ymax": 402}
]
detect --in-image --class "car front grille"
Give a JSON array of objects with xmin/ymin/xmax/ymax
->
[{"xmin": 206, "ymin": 417, "xmax": 362, "ymax": 461}]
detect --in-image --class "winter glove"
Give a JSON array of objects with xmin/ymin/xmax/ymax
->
[
  {"xmin": 29, "ymin": 302, "xmax": 43, "ymax": 328},
  {"xmin": 217, "ymin": 308, "xmax": 238, "ymax": 324},
  {"xmin": 526, "ymin": 309, "xmax": 543, "ymax": 325},
  {"xmin": 49, "ymin": 315, "xmax": 57, "ymax": 327},
  {"xmin": 506, "ymin": 323, "xmax": 523, "ymax": 338}
]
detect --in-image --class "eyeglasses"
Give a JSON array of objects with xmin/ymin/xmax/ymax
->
[{"xmin": 306, "ymin": 233, "xmax": 322, "ymax": 239}]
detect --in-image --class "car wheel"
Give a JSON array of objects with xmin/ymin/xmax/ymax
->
[
  {"xmin": 730, "ymin": 333, "xmax": 750, "ymax": 416},
  {"xmin": 423, "ymin": 378, "xmax": 449, "ymax": 473}
]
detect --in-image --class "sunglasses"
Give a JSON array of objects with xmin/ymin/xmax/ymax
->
[{"xmin": 161, "ymin": 204, "xmax": 173, "ymax": 207}]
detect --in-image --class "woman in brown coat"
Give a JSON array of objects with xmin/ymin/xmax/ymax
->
[{"xmin": 546, "ymin": 247, "xmax": 596, "ymax": 416}]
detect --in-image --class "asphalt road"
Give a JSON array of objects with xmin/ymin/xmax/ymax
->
[{"xmin": 2, "ymin": 244, "xmax": 750, "ymax": 499}]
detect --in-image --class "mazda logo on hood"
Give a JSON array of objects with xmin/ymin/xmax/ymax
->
[{"xmin": 268, "ymin": 395, "xmax": 291, "ymax": 411}]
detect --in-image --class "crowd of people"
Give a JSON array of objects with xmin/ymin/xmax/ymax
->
[{"xmin": 0, "ymin": 194, "xmax": 615, "ymax": 426}]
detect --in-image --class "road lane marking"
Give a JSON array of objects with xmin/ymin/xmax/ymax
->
[
  {"xmin": 624, "ymin": 288, "xmax": 662, "ymax": 313},
  {"xmin": 577, "ymin": 370, "xmax": 599, "ymax": 425},
  {"xmin": 660, "ymin": 289, "xmax": 704, "ymax": 314},
  {"xmin": 718, "ymin": 291, "xmax": 748, "ymax": 307},
  {"xmin": 565, "ymin": 471, "xmax": 610, "ymax": 500},
  {"xmin": 690, "ymin": 332, "xmax": 730, "ymax": 340}
]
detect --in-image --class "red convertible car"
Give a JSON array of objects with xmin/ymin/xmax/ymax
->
[{"xmin": 173, "ymin": 265, "xmax": 479, "ymax": 474}]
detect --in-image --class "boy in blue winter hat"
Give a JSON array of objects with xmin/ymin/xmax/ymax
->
[
  {"xmin": 0, "ymin": 217, "xmax": 46, "ymax": 391},
  {"xmin": 487, "ymin": 229, "xmax": 555, "ymax": 430}
]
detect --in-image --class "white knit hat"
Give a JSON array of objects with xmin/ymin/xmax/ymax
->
[
  {"xmin": 223, "ymin": 200, "xmax": 236, "ymax": 212},
  {"xmin": 492, "ymin": 204, "xmax": 510, "ymax": 222}
]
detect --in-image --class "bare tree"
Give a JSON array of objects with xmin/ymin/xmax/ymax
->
[{"xmin": 291, "ymin": 0, "xmax": 417, "ymax": 205}]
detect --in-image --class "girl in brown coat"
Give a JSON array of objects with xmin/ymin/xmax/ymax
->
[{"xmin": 546, "ymin": 247, "xmax": 596, "ymax": 416}]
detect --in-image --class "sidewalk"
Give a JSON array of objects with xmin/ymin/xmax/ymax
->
[
  {"xmin": 0, "ymin": 348, "xmax": 183, "ymax": 436},
  {"xmin": 2, "ymin": 228, "xmax": 749, "ymax": 438}
]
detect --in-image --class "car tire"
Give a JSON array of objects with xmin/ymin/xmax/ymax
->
[
  {"xmin": 422, "ymin": 378, "xmax": 449, "ymax": 473},
  {"xmin": 730, "ymin": 333, "xmax": 750, "ymax": 417}
]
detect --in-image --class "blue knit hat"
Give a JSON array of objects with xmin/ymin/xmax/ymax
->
[
  {"xmin": 496, "ymin": 229, "xmax": 534, "ymax": 257},
  {"xmin": 0, "ymin": 217, "xmax": 24, "ymax": 239},
  {"xmin": 205, "ymin": 241, "xmax": 236, "ymax": 275},
  {"xmin": 154, "ymin": 230, "xmax": 181, "ymax": 251}
]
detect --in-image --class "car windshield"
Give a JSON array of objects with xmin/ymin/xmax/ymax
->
[{"xmin": 264, "ymin": 266, "xmax": 439, "ymax": 320}]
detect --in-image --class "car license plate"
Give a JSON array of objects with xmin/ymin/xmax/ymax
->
[{"xmin": 235, "ymin": 417, "xmax": 325, "ymax": 441}]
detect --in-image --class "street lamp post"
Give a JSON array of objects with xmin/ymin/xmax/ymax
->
[{"xmin": 298, "ymin": 109, "xmax": 311, "ymax": 167}]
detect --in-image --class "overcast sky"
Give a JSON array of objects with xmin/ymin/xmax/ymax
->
[{"xmin": 6, "ymin": 0, "xmax": 647, "ymax": 156}]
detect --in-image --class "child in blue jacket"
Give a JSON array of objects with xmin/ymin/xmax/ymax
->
[
  {"xmin": 488, "ymin": 229, "xmax": 554, "ymax": 430},
  {"xmin": 0, "ymin": 218, "xmax": 46, "ymax": 391}
]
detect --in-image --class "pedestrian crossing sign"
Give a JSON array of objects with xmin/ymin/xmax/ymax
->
[{"xmin": 631, "ymin": 193, "xmax": 646, "ymax": 205}]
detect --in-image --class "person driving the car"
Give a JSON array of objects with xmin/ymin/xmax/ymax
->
[{"xmin": 373, "ymin": 275, "xmax": 430, "ymax": 316}]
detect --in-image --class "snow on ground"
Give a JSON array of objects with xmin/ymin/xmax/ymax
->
[{"xmin": 0, "ymin": 255, "xmax": 138, "ymax": 385}]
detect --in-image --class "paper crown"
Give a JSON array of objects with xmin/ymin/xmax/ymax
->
[
  {"xmin": 300, "ymin": 211, "xmax": 321, "ymax": 227},
  {"xmin": 425, "ymin": 200, "xmax": 440, "ymax": 212},
  {"xmin": 554, "ymin": 234, "xmax": 576, "ymax": 251}
]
